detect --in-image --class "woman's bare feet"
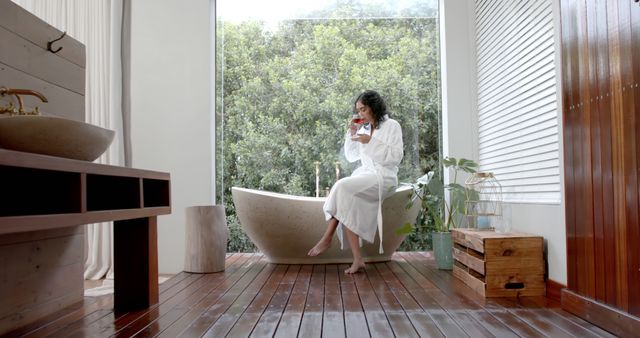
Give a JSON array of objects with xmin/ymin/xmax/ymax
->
[
  {"xmin": 308, "ymin": 218, "xmax": 339, "ymax": 256},
  {"xmin": 344, "ymin": 260, "xmax": 365, "ymax": 274},
  {"xmin": 308, "ymin": 238, "xmax": 331, "ymax": 256}
]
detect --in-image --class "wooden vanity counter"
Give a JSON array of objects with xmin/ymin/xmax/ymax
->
[{"xmin": 0, "ymin": 149, "xmax": 171, "ymax": 335}]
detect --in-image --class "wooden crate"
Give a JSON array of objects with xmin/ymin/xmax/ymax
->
[{"xmin": 451, "ymin": 228, "xmax": 545, "ymax": 297}]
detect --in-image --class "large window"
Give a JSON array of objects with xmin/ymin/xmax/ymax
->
[{"xmin": 216, "ymin": 0, "xmax": 441, "ymax": 251}]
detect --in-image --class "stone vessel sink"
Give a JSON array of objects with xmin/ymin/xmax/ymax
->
[{"xmin": 0, "ymin": 115, "xmax": 115, "ymax": 161}]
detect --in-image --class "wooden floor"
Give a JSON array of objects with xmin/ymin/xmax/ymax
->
[{"xmin": 7, "ymin": 252, "xmax": 616, "ymax": 338}]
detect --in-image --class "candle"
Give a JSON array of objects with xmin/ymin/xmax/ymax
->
[{"xmin": 314, "ymin": 161, "xmax": 320, "ymax": 198}]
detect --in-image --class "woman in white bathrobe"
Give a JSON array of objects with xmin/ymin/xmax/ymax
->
[{"xmin": 308, "ymin": 90, "xmax": 404, "ymax": 274}]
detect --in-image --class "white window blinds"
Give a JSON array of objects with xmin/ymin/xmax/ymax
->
[{"xmin": 475, "ymin": 0, "xmax": 560, "ymax": 204}]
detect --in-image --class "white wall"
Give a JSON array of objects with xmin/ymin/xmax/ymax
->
[
  {"xmin": 130, "ymin": 0, "xmax": 213, "ymax": 273},
  {"xmin": 440, "ymin": 0, "xmax": 567, "ymax": 284},
  {"xmin": 439, "ymin": 0, "xmax": 477, "ymax": 163}
]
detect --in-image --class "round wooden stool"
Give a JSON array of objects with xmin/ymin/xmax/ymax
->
[{"xmin": 184, "ymin": 205, "xmax": 228, "ymax": 273}]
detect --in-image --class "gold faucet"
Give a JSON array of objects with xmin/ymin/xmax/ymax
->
[{"xmin": 0, "ymin": 87, "xmax": 48, "ymax": 115}]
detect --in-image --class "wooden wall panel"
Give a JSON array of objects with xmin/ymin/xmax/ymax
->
[
  {"xmin": 0, "ymin": 1, "xmax": 87, "ymax": 334},
  {"xmin": 560, "ymin": 0, "xmax": 578, "ymax": 292},
  {"xmin": 584, "ymin": 0, "xmax": 604, "ymax": 303},
  {"xmin": 626, "ymin": 0, "xmax": 640, "ymax": 317},
  {"xmin": 0, "ymin": 0, "xmax": 85, "ymax": 122},
  {"xmin": 577, "ymin": 0, "xmax": 596, "ymax": 298},
  {"xmin": 593, "ymin": 0, "xmax": 617, "ymax": 307},
  {"xmin": 0, "ymin": 0, "xmax": 85, "ymax": 68},
  {"xmin": 0, "ymin": 62, "xmax": 85, "ymax": 119},
  {"xmin": 0, "ymin": 26, "xmax": 84, "ymax": 94},
  {"xmin": 560, "ymin": 0, "xmax": 640, "ymax": 329},
  {"xmin": 0, "ymin": 227, "xmax": 84, "ymax": 335}
]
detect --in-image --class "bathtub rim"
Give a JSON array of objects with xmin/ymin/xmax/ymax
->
[{"xmin": 230, "ymin": 184, "xmax": 414, "ymax": 200}]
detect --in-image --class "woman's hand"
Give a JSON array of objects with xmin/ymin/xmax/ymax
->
[
  {"xmin": 348, "ymin": 120, "xmax": 362, "ymax": 136},
  {"xmin": 350, "ymin": 133, "xmax": 371, "ymax": 144}
]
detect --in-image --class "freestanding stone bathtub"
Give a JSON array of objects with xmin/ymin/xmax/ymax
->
[{"xmin": 231, "ymin": 185, "xmax": 420, "ymax": 264}]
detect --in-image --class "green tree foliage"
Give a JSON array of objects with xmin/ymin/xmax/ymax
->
[{"xmin": 216, "ymin": 16, "xmax": 441, "ymax": 252}]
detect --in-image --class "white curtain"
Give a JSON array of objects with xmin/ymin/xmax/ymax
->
[{"xmin": 12, "ymin": 0, "xmax": 126, "ymax": 280}]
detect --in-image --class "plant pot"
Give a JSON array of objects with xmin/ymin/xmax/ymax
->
[{"xmin": 432, "ymin": 231, "xmax": 453, "ymax": 270}]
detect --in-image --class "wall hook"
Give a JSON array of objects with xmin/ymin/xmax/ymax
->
[{"xmin": 47, "ymin": 31, "xmax": 66, "ymax": 54}]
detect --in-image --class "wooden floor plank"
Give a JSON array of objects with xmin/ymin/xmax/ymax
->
[
  {"xmin": 549, "ymin": 308, "xmax": 618, "ymax": 338},
  {"xmin": 158, "ymin": 271, "xmax": 190, "ymax": 293},
  {"xmin": 395, "ymin": 253, "xmax": 518, "ymax": 337},
  {"xmin": 18, "ymin": 296, "xmax": 111, "ymax": 338},
  {"xmin": 351, "ymin": 265, "xmax": 395, "ymax": 338},
  {"xmin": 116, "ymin": 274, "xmax": 230, "ymax": 337},
  {"xmin": 403, "ymin": 252, "xmax": 543, "ymax": 338},
  {"xmin": 493, "ymin": 298, "xmax": 576, "ymax": 338},
  {"xmin": 339, "ymin": 263, "xmax": 370, "ymax": 338},
  {"xmin": 150, "ymin": 255, "xmax": 269, "ymax": 338},
  {"xmin": 224, "ymin": 264, "xmax": 289, "ymax": 337},
  {"xmin": 70, "ymin": 254, "xmax": 248, "ymax": 338},
  {"xmin": 393, "ymin": 253, "xmax": 494, "ymax": 338},
  {"xmin": 374, "ymin": 262, "xmax": 443, "ymax": 338},
  {"xmin": 56, "ymin": 273, "xmax": 208, "ymax": 338},
  {"xmin": 403, "ymin": 252, "xmax": 535, "ymax": 338},
  {"xmin": 364, "ymin": 264, "xmax": 419, "ymax": 338},
  {"xmin": 172, "ymin": 255, "xmax": 275, "ymax": 337},
  {"xmin": 462, "ymin": 308, "xmax": 520, "ymax": 338},
  {"xmin": 427, "ymin": 290, "xmax": 500, "ymax": 338},
  {"xmin": 366, "ymin": 264, "xmax": 419, "ymax": 337},
  {"xmin": 110, "ymin": 253, "xmax": 256, "ymax": 338},
  {"xmin": 386, "ymin": 259, "xmax": 469, "ymax": 337},
  {"xmin": 9, "ymin": 252, "xmax": 615, "ymax": 338},
  {"xmin": 298, "ymin": 265, "xmax": 326, "ymax": 338},
  {"xmin": 248, "ymin": 264, "xmax": 301, "ymax": 337},
  {"xmin": 514, "ymin": 296, "xmax": 610, "ymax": 338},
  {"xmin": 274, "ymin": 264, "xmax": 313, "ymax": 338},
  {"xmin": 322, "ymin": 264, "xmax": 346, "ymax": 338},
  {"xmin": 45, "ymin": 309, "xmax": 113, "ymax": 338},
  {"xmin": 25, "ymin": 273, "xmax": 210, "ymax": 338},
  {"xmin": 101, "ymin": 253, "xmax": 249, "ymax": 338},
  {"xmin": 200, "ymin": 262, "xmax": 277, "ymax": 337}
]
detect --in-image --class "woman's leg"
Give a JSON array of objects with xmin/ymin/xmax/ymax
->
[
  {"xmin": 308, "ymin": 217, "xmax": 339, "ymax": 256},
  {"xmin": 344, "ymin": 227, "xmax": 365, "ymax": 274}
]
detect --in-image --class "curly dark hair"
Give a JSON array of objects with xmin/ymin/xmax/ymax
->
[{"xmin": 354, "ymin": 90, "xmax": 388, "ymax": 128}]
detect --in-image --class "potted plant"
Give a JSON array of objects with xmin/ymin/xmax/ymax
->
[{"xmin": 398, "ymin": 157, "xmax": 478, "ymax": 269}]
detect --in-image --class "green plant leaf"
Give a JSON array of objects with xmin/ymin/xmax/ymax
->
[
  {"xmin": 427, "ymin": 178, "xmax": 444, "ymax": 197},
  {"xmin": 396, "ymin": 222, "xmax": 414, "ymax": 235},
  {"xmin": 405, "ymin": 200, "xmax": 414, "ymax": 210},
  {"xmin": 457, "ymin": 158, "xmax": 470, "ymax": 166},
  {"xmin": 443, "ymin": 157, "xmax": 456, "ymax": 167},
  {"xmin": 458, "ymin": 158, "xmax": 479, "ymax": 173},
  {"xmin": 466, "ymin": 188, "xmax": 480, "ymax": 202},
  {"xmin": 451, "ymin": 188, "xmax": 467, "ymax": 212}
]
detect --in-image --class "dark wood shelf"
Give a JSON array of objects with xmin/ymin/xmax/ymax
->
[
  {"xmin": 86, "ymin": 174, "xmax": 141, "ymax": 211},
  {"xmin": 0, "ymin": 165, "xmax": 81, "ymax": 217},
  {"xmin": 0, "ymin": 149, "xmax": 171, "ymax": 234},
  {"xmin": 143, "ymin": 178, "xmax": 171, "ymax": 208}
]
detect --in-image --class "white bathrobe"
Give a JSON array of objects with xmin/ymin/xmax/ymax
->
[{"xmin": 323, "ymin": 115, "xmax": 404, "ymax": 253}]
